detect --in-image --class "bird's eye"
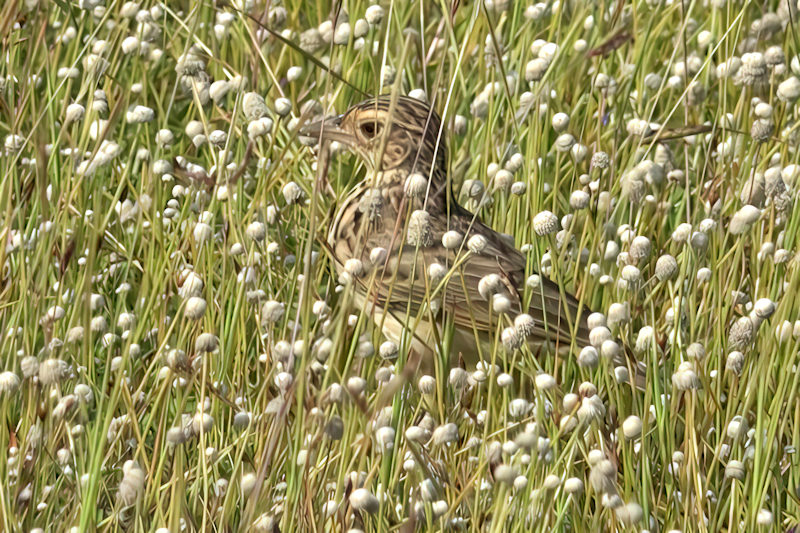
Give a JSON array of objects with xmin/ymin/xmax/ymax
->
[{"xmin": 360, "ymin": 121, "xmax": 382, "ymax": 138}]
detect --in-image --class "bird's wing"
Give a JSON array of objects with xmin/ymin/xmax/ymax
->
[{"xmin": 356, "ymin": 216, "xmax": 589, "ymax": 348}]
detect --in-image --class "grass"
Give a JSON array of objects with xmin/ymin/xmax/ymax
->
[{"xmin": 1, "ymin": 0, "xmax": 800, "ymax": 531}]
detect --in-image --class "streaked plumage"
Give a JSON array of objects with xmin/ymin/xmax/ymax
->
[{"xmin": 302, "ymin": 95, "xmax": 591, "ymax": 367}]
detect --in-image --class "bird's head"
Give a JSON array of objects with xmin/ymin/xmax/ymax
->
[{"xmin": 301, "ymin": 95, "xmax": 447, "ymax": 177}]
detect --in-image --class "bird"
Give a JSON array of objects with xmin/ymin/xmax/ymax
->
[{"xmin": 301, "ymin": 94, "xmax": 593, "ymax": 374}]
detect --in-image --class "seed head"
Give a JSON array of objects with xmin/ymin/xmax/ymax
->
[
  {"xmin": 117, "ymin": 460, "xmax": 145, "ymax": 506},
  {"xmin": 365, "ymin": 4, "xmax": 384, "ymax": 25},
  {"xmin": 751, "ymin": 119, "xmax": 774, "ymax": 143},
  {"xmin": 261, "ymin": 300, "xmax": 285, "ymax": 325},
  {"xmin": 39, "ymin": 359, "xmax": 72, "ymax": 385},
  {"xmin": 577, "ymin": 346, "xmax": 599, "ymax": 368},
  {"xmin": 501, "ymin": 326, "xmax": 523, "ymax": 352},
  {"xmin": 195, "ymin": 333, "xmax": 219, "ymax": 353},
  {"xmin": 535, "ymin": 373, "xmax": 557, "ymax": 390},
  {"xmin": 591, "ymin": 151, "xmax": 610, "ymax": 169},
  {"xmin": 184, "ymin": 296, "xmax": 207, "ymax": 320},
  {"xmin": 404, "ymin": 173, "xmax": 428, "ymax": 197},
  {"xmin": 417, "ymin": 375, "xmax": 436, "ymax": 394},
  {"xmin": 577, "ymin": 394, "xmax": 605, "ymax": 423},
  {"xmin": 724, "ymin": 459, "xmax": 746, "ymax": 480},
  {"xmin": 564, "ymin": 477, "xmax": 584, "ymax": 494},
  {"xmin": 246, "ymin": 221, "xmax": 266, "ymax": 242},
  {"xmin": 243, "ymin": 92, "xmax": 268, "ymax": 121},
  {"xmin": 629, "ymin": 236, "xmax": 651, "ymax": 263},
  {"xmin": 407, "ymin": 210, "xmax": 433, "ymax": 247},
  {"xmin": 615, "ymin": 502, "xmax": 643, "ymax": 526},
  {"xmin": 569, "ymin": 190, "xmax": 590, "ymax": 210},
  {"xmin": 726, "ymin": 351, "xmax": 745, "ymax": 374},
  {"xmin": 65, "ymin": 103, "xmax": 85, "ymax": 124},
  {"xmin": 756, "ymin": 509, "xmax": 773, "ymax": 527},
  {"xmin": 431, "ymin": 423, "xmax": 458, "ymax": 446},
  {"xmin": 589, "ymin": 459, "xmax": 617, "ymax": 495},
  {"xmin": 533, "ymin": 210, "xmax": 558, "ymax": 235},
  {"xmin": 728, "ymin": 316, "xmax": 755, "ymax": 349},
  {"xmin": 621, "ymin": 415, "xmax": 642, "ymax": 440},
  {"xmin": 737, "ymin": 52, "xmax": 768, "ymax": 86},
  {"xmin": 555, "ymin": 133, "xmax": 576, "ymax": 152},
  {"xmin": 0, "ymin": 371, "xmax": 20, "ymax": 394},
  {"xmin": 655, "ymin": 254, "xmax": 678, "ymax": 281},
  {"xmin": 442, "ymin": 230, "xmax": 463, "ymax": 249},
  {"xmin": 726, "ymin": 415, "xmax": 749, "ymax": 440},
  {"xmin": 514, "ymin": 313, "xmax": 536, "ymax": 338},
  {"xmin": 753, "ymin": 298, "xmax": 775, "ymax": 319},
  {"xmin": 21, "ymin": 357, "xmax": 39, "ymax": 379},
  {"xmin": 282, "ymin": 181, "xmax": 303, "ymax": 204},
  {"xmin": 467, "ymin": 234, "xmax": 488, "ymax": 254},
  {"xmin": 777, "ymin": 76, "xmax": 800, "ymax": 102},
  {"xmin": 672, "ymin": 362, "xmax": 701, "ymax": 391}
]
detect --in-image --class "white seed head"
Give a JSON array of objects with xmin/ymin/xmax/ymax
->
[
  {"xmin": 620, "ymin": 264, "xmax": 641, "ymax": 284},
  {"xmin": 243, "ymin": 92, "xmax": 268, "ymax": 121},
  {"xmin": 533, "ymin": 210, "xmax": 558, "ymax": 235},
  {"xmin": 621, "ymin": 415, "xmax": 642, "ymax": 440},
  {"xmin": 724, "ymin": 459, "xmax": 746, "ymax": 480},
  {"xmin": 261, "ymin": 300, "xmax": 285, "ymax": 325},
  {"xmin": 246, "ymin": 221, "xmax": 266, "ymax": 241},
  {"xmin": 442, "ymin": 230, "xmax": 463, "ymax": 249},
  {"xmin": 282, "ymin": 181, "xmax": 303, "ymax": 204},
  {"xmin": 21, "ymin": 357, "xmax": 39, "ymax": 378},
  {"xmin": 552, "ymin": 112, "xmax": 570, "ymax": 132},
  {"xmin": 615, "ymin": 502, "xmax": 643, "ymax": 526},
  {"xmin": 431, "ymin": 423, "xmax": 458, "ymax": 446},
  {"xmin": 39, "ymin": 359, "xmax": 71, "ymax": 385},
  {"xmin": 672, "ymin": 362, "xmax": 701, "ymax": 391},
  {"xmin": 467, "ymin": 234, "xmax": 488, "ymax": 254},
  {"xmin": 655, "ymin": 254, "xmax": 678, "ymax": 281},
  {"xmin": 629, "ymin": 236, "xmax": 651, "ymax": 263},
  {"xmin": 564, "ymin": 477, "xmax": 584, "ymax": 494},
  {"xmin": 496, "ymin": 372, "xmax": 514, "ymax": 388},
  {"xmin": 417, "ymin": 375, "xmax": 436, "ymax": 394},
  {"xmin": 555, "ymin": 133, "xmax": 576, "ymax": 152},
  {"xmin": 374, "ymin": 426, "xmax": 395, "ymax": 453},
  {"xmin": 756, "ymin": 509, "xmax": 773, "ymax": 527},
  {"xmin": 195, "ymin": 333, "xmax": 219, "ymax": 353},
  {"xmin": 726, "ymin": 415, "xmax": 749, "ymax": 440},
  {"xmin": 501, "ymin": 326, "xmax": 523, "ymax": 351},
  {"xmin": 726, "ymin": 351, "xmax": 745, "ymax": 374},
  {"xmin": 117, "ymin": 460, "xmax": 145, "ymax": 506},
  {"xmin": 65, "ymin": 103, "xmax": 85, "ymax": 124},
  {"xmin": 404, "ymin": 173, "xmax": 428, "ymax": 197},
  {"xmin": 407, "ymin": 210, "xmax": 433, "ymax": 247},
  {"xmin": 778, "ymin": 76, "xmax": 800, "ymax": 102},
  {"xmin": 589, "ymin": 459, "xmax": 617, "ymax": 495},
  {"xmin": 753, "ymin": 298, "xmax": 775, "ymax": 319},
  {"xmin": 125, "ymin": 105, "xmax": 154, "ymax": 124},
  {"xmin": 569, "ymin": 190, "xmax": 590, "ymax": 209},
  {"xmin": 184, "ymin": 296, "xmax": 207, "ymax": 320},
  {"xmin": 578, "ymin": 346, "xmax": 599, "ymax": 368},
  {"xmin": 514, "ymin": 313, "xmax": 536, "ymax": 338},
  {"xmin": 728, "ymin": 316, "xmax": 755, "ymax": 349},
  {"xmin": 493, "ymin": 169, "xmax": 513, "ymax": 192},
  {"xmin": 349, "ymin": 488, "xmax": 379, "ymax": 514},
  {"xmin": 578, "ymin": 394, "xmax": 606, "ymax": 423},
  {"xmin": 535, "ymin": 373, "xmax": 557, "ymax": 391},
  {"xmin": 730, "ymin": 205, "xmax": 761, "ymax": 235},
  {"xmin": 0, "ymin": 371, "xmax": 20, "ymax": 394}
]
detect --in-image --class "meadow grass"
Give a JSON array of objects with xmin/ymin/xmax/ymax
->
[{"xmin": 1, "ymin": 0, "xmax": 800, "ymax": 531}]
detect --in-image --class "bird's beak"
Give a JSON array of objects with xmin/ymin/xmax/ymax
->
[{"xmin": 299, "ymin": 114, "xmax": 352, "ymax": 145}]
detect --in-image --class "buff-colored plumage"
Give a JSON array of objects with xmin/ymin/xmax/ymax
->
[{"xmin": 303, "ymin": 95, "xmax": 591, "ymax": 367}]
